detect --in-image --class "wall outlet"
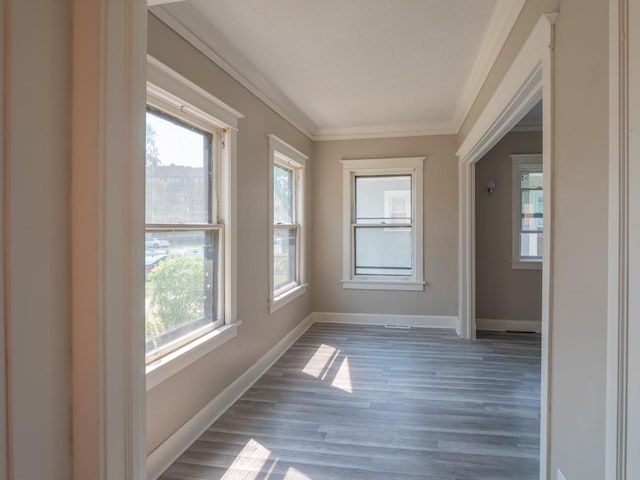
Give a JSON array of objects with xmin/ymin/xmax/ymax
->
[{"xmin": 557, "ymin": 468, "xmax": 567, "ymax": 480}]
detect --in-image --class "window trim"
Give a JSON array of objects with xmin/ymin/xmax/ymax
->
[
  {"xmin": 267, "ymin": 134, "xmax": 308, "ymax": 313},
  {"xmin": 145, "ymin": 57, "xmax": 242, "ymax": 388},
  {"xmin": 511, "ymin": 154, "xmax": 543, "ymax": 270},
  {"xmin": 341, "ymin": 157, "xmax": 425, "ymax": 291}
]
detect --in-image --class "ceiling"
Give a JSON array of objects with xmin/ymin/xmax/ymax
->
[{"xmin": 150, "ymin": 1, "xmax": 525, "ymax": 140}]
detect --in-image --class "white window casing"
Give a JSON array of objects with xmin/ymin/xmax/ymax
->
[
  {"xmin": 511, "ymin": 154, "xmax": 543, "ymax": 270},
  {"xmin": 342, "ymin": 157, "xmax": 425, "ymax": 291},
  {"xmin": 145, "ymin": 57, "xmax": 243, "ymax": 389},
  {"xmin": 268, "ymin": 134, "xmax": 308, "ymax": 313}
]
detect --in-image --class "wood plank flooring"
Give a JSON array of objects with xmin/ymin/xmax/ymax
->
[{"xmin": 160, "ymin": 323, "xmax": 541, "ymax": 480}]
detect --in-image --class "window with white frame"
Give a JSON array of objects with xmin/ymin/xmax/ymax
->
[
  {"xmin": 144, "ymin": 57, "xmax": 241, "ymax": 381},
  {"xmin": 511, "ymin": 154, "xmax": 543, "ymax": 269},
  {"xmin": 268, "ymin": 135, "xmax": 307, "ymax": 312},
  {"xmin": 342, "ymin": 157, "xmax": 425, "ymax": 290}
]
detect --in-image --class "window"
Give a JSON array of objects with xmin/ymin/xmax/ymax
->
[
  {"xmin": 145, "ymin": 108, "xmax": 223, "ymax": 362},
  {"xmin": 145, "ymin": 57, "xmax": 241, "ymax": 386},
  {"xmin": 511, "ymin": 154, "xmax": 543, "ymax": 269},
  {"xmin": 268, "ymin": 135, "xmax": 307, "ymax": 312},
  {"xmin": 342, "ymin": 157, "xmax": 425, "ymax": 290}
]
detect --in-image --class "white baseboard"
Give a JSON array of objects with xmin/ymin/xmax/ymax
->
[
  {"xmin": 476, "ymin": 318, "xmax": 541, "ymax": 333},
  {"xmin": 146, "ymin": 314, "xmax": 314, "ymax": 480},
  {"xmin": 312, "ymin": 311, "xmax": 457, "ymax": 329}
]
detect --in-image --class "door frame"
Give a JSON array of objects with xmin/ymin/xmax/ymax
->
[
  {"xmin": 71, "ymin": 1, "xmax": 147, "ymax": 478},
  {"xmin": 606, "ymin": 0, "xmax": 636, "ymax": 478},
  {"xmin": 456, "ymin": 13, "xmax": 557, "ymax": 480}
]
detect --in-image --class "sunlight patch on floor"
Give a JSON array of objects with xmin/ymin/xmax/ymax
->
[
  {"xmin": 302, "ymin": 343, "xmax": 338, "ymax": 378},
  {"xmin": 221, "ymin": 439, "xmax": 273, "ymax": 480},
  {"xmin": 283, "ymin": 466, "xmax": 312, "ymax": 479},
  {"xmin": 330, "ymin": 356, "xmax": 353, "ymax": 393}
]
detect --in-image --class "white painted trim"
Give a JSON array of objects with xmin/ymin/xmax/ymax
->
[
  {"xmin": 146, "ymin": 322, "xmax": 240, "ymax": 391},
  {"xmin": 312, "ymin": 312, "xmax": 457, "ymax": 330},
  {"xmin": 342, "ymin": 157, "xmax": 425, "ymax": 290},
  {"xmin": 341, "ymin": 280, "xmax": 425, "ymax": 291},
  {"xmin": 71, "ymin": 0, "xmax": 147, "ymax": 478},
  {"xmin": 454, "ymin": 0, "xmax": 526, "ymax": 129},
  {"xmin": 606, "ymin": 1, "xmax": 631, "ymax": 478},
  {"xmin": 457, "ymin": 162, "xmax": 476, "ymax": 339},
  {"xmin": 149, "ymin": 4, "xmax": 317, "ymax": 139},
  {"xmin": 314, "ymin": 123, "xmax": 457, "ymax": 141},
  {"xmin": 146, "ymin": 314, "xmax": 314, "ymax": 479},
  {"xmin": 147, "ymin": 0, "xmax": 185, "ymax": 5},
  {"xmin": 267, "ymin": 135, "xmax": 308, "ymax": 314},
  {"xmin": 455, "ymin": 13, "xmax": 557, "ymax": 480},
  {"xmin": 456, "ymin": 14, "xmax": 556, "ymax": 164},
  {"xmin": 147, "ymin": 56, "xmax": 243, "ymax": 129},
  {"xmin": 511, "ymin": 154, "xmax": 543, "ymax": 265},
  {"xmin": 0, "ymin": 0, "xmax": 7, "ymax": 475},
  {"xmin": 476, "ymin": 318, "xmax": 542, "ymax": 333}
]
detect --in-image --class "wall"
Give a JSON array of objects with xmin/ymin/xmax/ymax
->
[
  {"xmin": 550, "ymin": 0, "xmax": 608, "ymax": 477},
  {"xmin": 311, "ymin": 136, "xmax": 458, "ymax": 318},
  {"xmin": 475, "ymin": 131, "xmax": 542, "ymax": 322},
  {"xmin": 5, "ymin": 1, "xmax": 73, "ymax": 478},
  {"xmin": 458, "ymin": 0, "xmax": 609, "ymax": 478},
  {"xmin": 146, "ymin": 14, "xmax": 313, "ymax": 454}
]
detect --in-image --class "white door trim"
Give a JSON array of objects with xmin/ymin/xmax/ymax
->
[
  {"xmin": 456, "ymin": 13, "xmax": 557, "ymax": 480},
  {"xmin": 71, "ymin": 1, "xmax": 147, "ymax": 479},
  {"xmin": 0, "ymin": 0, "xmax": 7, "ymax": 477},
  {"xmin": 606, "ymin": 0, "xmax": 635, "ymax": 478}
]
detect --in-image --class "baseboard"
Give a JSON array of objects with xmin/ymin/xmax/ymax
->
[
  {"xmin": 476, "ymin": 318, "xmax": 541, "ymax": 333},
  {"xmin": 146, "ymin": 314, "xmax": 314, "ymax": 479},
  {"xmin": 312, "ymin": 311, "xmax": 457, "ymax": 329}
]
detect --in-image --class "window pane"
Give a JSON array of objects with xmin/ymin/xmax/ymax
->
[
  {"xmin": 521, "ymin": 189, "xmax": 543, "ymax": 232},
  {"xmin": 520, "ymin": 232, "xmax": 543, "ymax": 258},
  {"xmin": 274, "ymin": 164, "xmax": 294, "ymax": 224},
  {"xmin": 355, "ymin": 175, "xmax": 411, "ymax": 224},
  {"xmin": 146, "ymin": 110, "xmax": 213, "ymax": 224},
  {"xmin": 273, "ymin": 227, "xmax": 297, "ymax": 292},
  {"xmin": 354, "ymin": 226, "xmax": 412, "ymax": 276},
  {"xmin": 521, "ymin": 171, "xmax": 543, "ymax": 189},
  {"xmin": 145, "ymin": 230, "xmax": 220, "ymax": 356}
]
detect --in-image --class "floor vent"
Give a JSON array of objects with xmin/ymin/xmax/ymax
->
[{"xmin": 384, "ymin": 324, "xmax": 411, "ymax": 329}]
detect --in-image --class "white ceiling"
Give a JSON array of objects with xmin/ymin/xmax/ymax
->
[{"xmin": 151, "ymin": 1, "xmax": 525, "ymax": 140}]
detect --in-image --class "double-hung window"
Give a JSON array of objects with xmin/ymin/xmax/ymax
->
[
  {"xmin": 144, "ymin": 58, "xmax": 241, "ymax": 386},
  {"xmin": 342, "ymin": 157, "xmax": 425, "ymax": 290},
  {"xmin": 511, "ymin": 154, "xmax": 543, "ymax": 269},
  {"xmin": 268, "ymin": 135, "xmax": 307, "ymax": 312},
  {"xmin": 144, "ymin": 108, "xmax": 223, "ymax": 362}
]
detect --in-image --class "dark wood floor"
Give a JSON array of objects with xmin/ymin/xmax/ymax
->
[{"xmin": 160, "ymin": 323, "xmax": 541, "ymax": 480}]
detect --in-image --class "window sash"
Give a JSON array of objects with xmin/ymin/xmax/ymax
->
[
  {"xmin": 145, "ymin": 105, "xmax": 224, "ymax": 363},
  {"xmin": 273, "ymin": 223, "xmax": 300, "ymax": 295},
  {"xmin": 144, "ymin": 225, "xmax": 225, "ymax": 363},
  {"xmin": 351, "ymin": 172, "xmax": 416, "ymax": 280}
]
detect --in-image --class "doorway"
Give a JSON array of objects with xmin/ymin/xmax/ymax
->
[{"xmin": 456, "ymin": 14, "xmax": 556, "ymax": 480}]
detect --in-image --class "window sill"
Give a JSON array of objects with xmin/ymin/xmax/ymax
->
[
  {"xmin": 341, "ymin": 279, "xmax": 425, "ymax": 291},
  {"xmin": 145, "ymin": 321, "xmax": 240, "ymax": 391},
  {"xmin": 511, "ymin": 259, "xmax": 543, "ymax": 270},
  {"xmin": 269, "ymin": 283, "xmax": 307, "ymax": 314}
]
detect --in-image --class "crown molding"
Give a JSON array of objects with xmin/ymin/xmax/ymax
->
[
  {"xmin": 313, "ymin": 123, "xmax": 458, "ymax": 141},
  {"xmin": 150, "ymin": 3, "xmax": 318, "ymax": 139},
  {"xmin": 453, "ymin": 0, "xmax": 526, "ymax": 130}
]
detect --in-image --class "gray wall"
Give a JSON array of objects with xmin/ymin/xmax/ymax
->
[
  {"xmin": 458, "ymin": 0, "xmax": 608, "ymax": 478},
  {"xmin": 146, "ymin": 14, "xmax": 314, "ymax": 453},
  {"xmin": 311, "ymin": 136, "xmax": 458, "ymax": 317},
  {"xmin": 5, "ymin": 1, "xmax": 73, "ymax": 478},
  {"xmin": 475, "ymin": 131, "xmax": 542, "ymax": 322}
]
